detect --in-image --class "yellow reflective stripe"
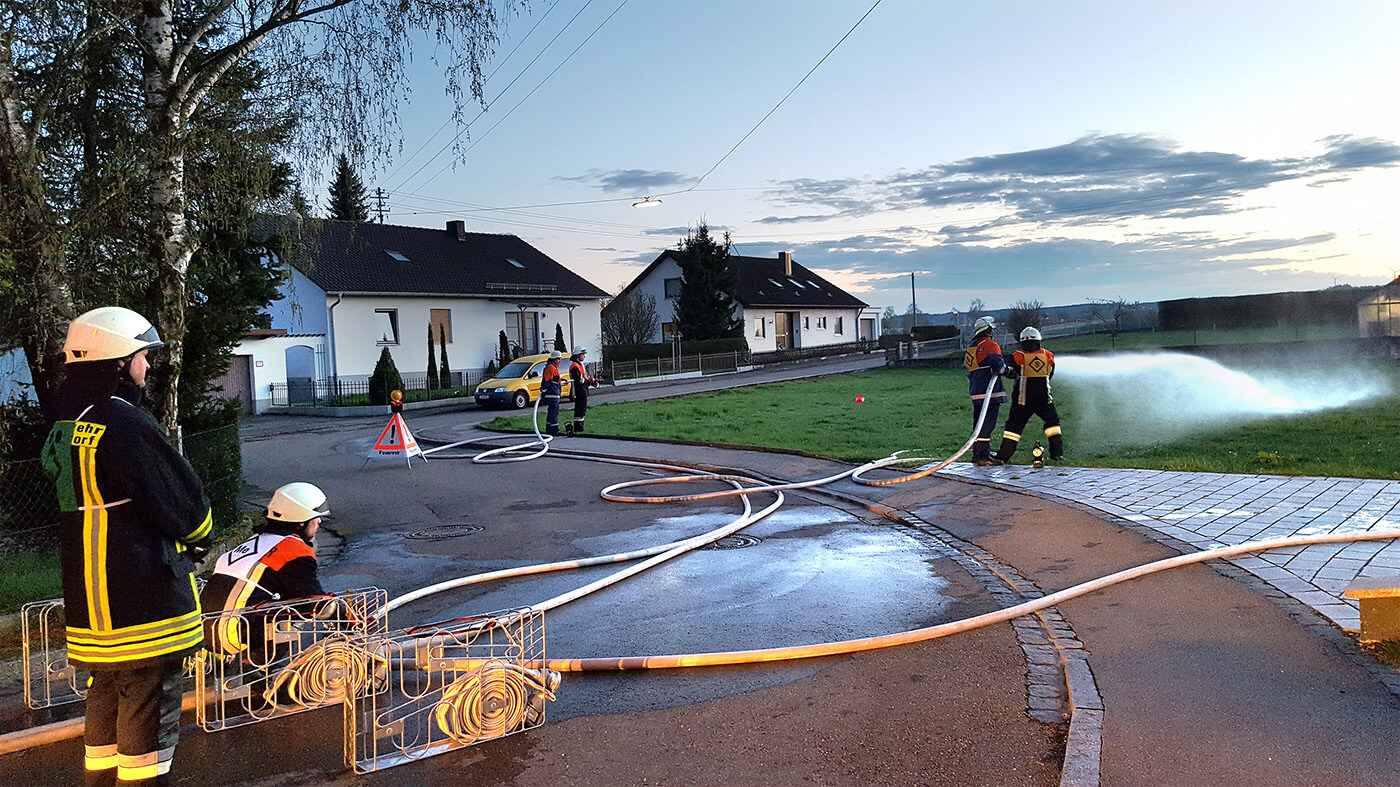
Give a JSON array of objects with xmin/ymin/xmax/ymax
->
[
  {"xmin": 68, "ymin": 609, "xmax": 201, "ymax": 643},
  {"xmin": 1003, "ymin": 431, "xmax": 1021, "ymax": 441},
  {"xmin": 85, "ymin": 744, "xmax": 118, "ymax": 771},
  {"xmin": 68, "ymin": 625, "xmax": 203, "ymax": 663},
  {"xmin": 117, "ymin": 746, "xmax": 174, "ymax": 780},
  {"xmin": 1045, "ymin": 425, "xmax": 1062, "ymax": 437},
  {"xmin": 188, "ymin": 507, "xmax": 213, "ymax": 542},
  {"xmin": 78, "ymin": 445, "xmax": 110, "ymax": 631}
]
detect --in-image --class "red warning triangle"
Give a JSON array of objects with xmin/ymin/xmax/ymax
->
[{"xmin": 368, "ymin": 413, "xmax": 424, "ymax": 466}]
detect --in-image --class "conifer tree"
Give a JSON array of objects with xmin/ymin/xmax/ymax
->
[
  {"xmin": 426, "ymin": 324, "xmax": 439, "ymax": 389},
  {"xmin": 327, "ymin": 154, "xmax": 369, "ymax": 221},
  {"xmin": 674, "ymin": 221, "xmax": 744, "ymax": 341},
  {"xmin": 498, "ymin": 330, "xmax": 512, "ymax": 364},
  {"xmin": 438, "ymin": 324, "xmax": 452, "ymax": 387},
  {"xmin": 554, "ymin": 323, "xmax": 567, "ymax": 352},
  {"xmin": 368, "ymin": 347, "xmax": 404, "ymax": 405}
]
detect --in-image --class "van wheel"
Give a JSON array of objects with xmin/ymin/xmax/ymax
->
[{"xmin": 511, "ymin": 390, "xmax": 529, "ymax": 409}]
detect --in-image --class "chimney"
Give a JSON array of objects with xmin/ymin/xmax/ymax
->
[
  {"xmin": 446, "ymin": 220, "xmax": 466, "ymax": 240},
  {"xmin": 779, "ymin": 251, "xmax": 792, "ymax": 276}
]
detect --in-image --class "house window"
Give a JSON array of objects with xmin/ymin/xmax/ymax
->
[
  {"xmin": 662, "ymin": 322, "xmax": 677, "ymax": 341},
  {"xmin": 386, "ymin": 251, "xmax": 410, "ymax": 262},
  {"xmin": 507, "ymin": 258, "xmax": 525, "ymax": 268},
  {"xmin": 835, "ymin": 316, "xmax": 843, "ymax": 335},
  {"xmin": 754, "ymin": 317, "xmax": 766, "ymax": 338},
  {"xmin": 803, "ymin": 316, "xmax": 810, "ymax": 329},
  {"xmin": 430, "ymin": 309, "xmax": 452, "ymax": 343},
  {"xmin": 817, "ymin": 316, "xmax": 827, "ymax": 329},
  {"xmin": 664, "ymin": 277, "xmax": 683, "ymax": 299},
  {"xmin": 374, "ymin": 309, "xmax": 399, "ymax": 344}
]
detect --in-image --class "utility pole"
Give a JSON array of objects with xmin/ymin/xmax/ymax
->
[
  {"xmin": 909, "ymin": 272, "xmax": 918, "ymax": 331},
  {"xmin": 373, "ymin": 188, "xmax": 388, "ymax": 224}
]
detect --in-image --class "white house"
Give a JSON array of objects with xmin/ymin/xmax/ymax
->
[
  {"xmin": 608, "ymin": 250, "xmax": 879, "ymax": 351},
  {"xmin": 219, "ymin": 219, "xmax": 609, "ymax": 412}
]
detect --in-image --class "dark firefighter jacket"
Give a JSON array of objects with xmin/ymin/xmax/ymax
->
[
  {"xmin": 200, "ymin": 528, "xmax": 325, "ymax": 657},
  {"xmin": 1006, "ymin": 348, "xmax": 1056, "ymax": 407},
  {"xmin": 568, "ymin": 359, "xmax": 594, "ymax": 389},
  {"xmin": 41, "ymin": 396, "xmax": 212, "ymax": 669},
  {"xmin": 541, "ymin": 362, "xmax": 563, "ymax": 398},
  {"xmin": 964, "ymin": 335, "xmax": 1008, "ymax": 401}
]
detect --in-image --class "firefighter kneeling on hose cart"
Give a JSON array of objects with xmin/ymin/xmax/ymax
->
[
  {"xmin": 200, "ymin": 483, "xmax": 336, "ymax": 702},
  {"xmin": 41, "ymin": 306, "xmax": 214, "ymax": 786},
  {"xmin": 995, "ymin": 327, "xmax": 1065, "ymax": 464},
  {"xmin": 964, "ymin": 316, "xmax": 1009, "ymax": 466}
]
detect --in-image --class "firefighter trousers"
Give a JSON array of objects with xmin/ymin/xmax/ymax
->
[
  {"xmin": 83, "ymin": 659, "xmax": 184, "ymax": 786},
  {"xmin": 544, "ymin": 394, "xmax": 561, "ymax": 435},
  {"xmin": 571, "ymin": 389, "xmax": 588, "ymax": 433},
  {"xmin": 970, "ymin": 398, "xmax": 1003, "ymax": 461},
  {"xmin": 996, "ymin": 400, "xmax": 1063, "ymax": 462}
]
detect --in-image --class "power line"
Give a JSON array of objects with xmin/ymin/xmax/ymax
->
[
  {"xmin": 402, "ymin": 0, "xmax": 631, "ymax": 194},
  {"xmin": 662, "ymin": 0, "xmax": 884, "ymax": 197},
  {"xmin": 388, "ymin": 0, "xmax": 601, "ymax": 192},
  {"xmin": 381, "ymin": 0, "xmax": 567, "ymax": 185}
]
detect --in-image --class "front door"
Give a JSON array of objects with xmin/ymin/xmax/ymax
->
[{"xmin": 775, "ymin": 312, "xmax": 798, "ymax": 350}]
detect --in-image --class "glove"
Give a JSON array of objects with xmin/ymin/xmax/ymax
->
[{"xmin": 189, "ymin": 545, "xmax": 210, "ymax": 565}]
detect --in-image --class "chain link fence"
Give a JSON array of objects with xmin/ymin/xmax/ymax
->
[{"xmin": 1, "ymin": 422, "xmax": 244, "ymax": 555}]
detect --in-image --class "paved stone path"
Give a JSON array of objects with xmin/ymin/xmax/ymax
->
[{"xmin": 942, "ymin": 463, "xmax": 1400, "ymax": 631}]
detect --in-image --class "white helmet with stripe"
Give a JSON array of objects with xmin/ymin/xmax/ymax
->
[{"xmin": 63, "ymin": 306, "xmax": 164, "ymax": 363}]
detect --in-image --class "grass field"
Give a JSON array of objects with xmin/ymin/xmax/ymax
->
[
  {"xmin": 0, "ymin": 551, "xmax": 61, "ymax": 614},
  {"xmin": 491, "ymin": 360, "xmax": 1400, "ymax": 479}
]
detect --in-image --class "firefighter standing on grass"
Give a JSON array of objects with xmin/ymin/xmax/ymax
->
[
  {"xmin": 41, "ymin": 307, "xmax": 212, "ymax": 786},
  {"xmin": 542, "ymin": 350, "xmax": 563, "ymax": 436},
  {"xmin": 566, "ymin": 345, "xmax": 600, "ymax": 435},
  {"xmin": 964, "ymin": 316, "xmax": 1008, "ymax": 466},
  {"xmin": 995, "ymin": 327, "xmax": 1065, "ymax": 464}
]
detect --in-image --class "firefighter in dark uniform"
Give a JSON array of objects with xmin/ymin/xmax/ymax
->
[
  {"xmin": 566, "ymin": 345, "xmax": 600, "ymax": 435},
  {"xmin": 995, "ymin": 327, "xmax": 1064, "ymax": 463},
  {"xmin": 41, "ymin": 306, "xmax": 213, "ymax": 786},
  {"xmin": 541, "ymin": 350, "xmax": 563, "ymax": 436},
  {"xmin": 200, "ymin": 482, "xmax": 329, "ymax": 663},
  {"xmin": 964, "ymin": 316, "xmax": 1009, "ymax": 466}
]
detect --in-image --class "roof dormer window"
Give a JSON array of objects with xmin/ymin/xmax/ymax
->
[
  {"xmin": 507, "ymin": 258, "xmax": 525, "ymax": 268},
  {"xmin": 386, "ymin": 251, "xmax": 410, "ymax": 262}
]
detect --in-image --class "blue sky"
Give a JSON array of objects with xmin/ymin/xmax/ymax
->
[{"xmin": 354, "ymin": 0, "xmax": 1400, "ymax": 314}]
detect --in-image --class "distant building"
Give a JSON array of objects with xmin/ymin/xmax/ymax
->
[
  {"xmin": 216, "ymin": 219, "xmax": 608, "ymax": 413},
  {"xmin": 608, "ymin": 250, "xmax": 879, "ymax": 350},
  {"xmin": 1358, "ymin": 276, "xmax": 1400, "ymax": 338}
]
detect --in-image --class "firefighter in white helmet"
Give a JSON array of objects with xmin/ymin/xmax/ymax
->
[
  {"xmin": 42, "ymin": 306, "xmax": 213, "ymax": 785},
  {"xmin": 566, "ymin": 345, "xmax": 600, "ymax": 435},
  {"xmin": 200, "ymin": 483, "xmax": 331, "ymax": 664},
  {"xmin": 995, "ymin": 326, "xmax": 1064, "ymax": 464},
  {"xmin": 963, "ymin": 316, "xmax": 1009, "ymax": 465}
]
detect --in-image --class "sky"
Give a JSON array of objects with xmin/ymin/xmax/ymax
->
[{"xmin": 345, "ymin": 0, "xmax": 1400, "ymax": 315}]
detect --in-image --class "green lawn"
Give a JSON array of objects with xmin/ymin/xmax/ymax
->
[
  {"xmin": 490, "ymin": 363, "xmax": 1400, "ymax": 479},
  {"xmin": 0, "ymin": 551, "xmax": 62, "ymax": 614}
]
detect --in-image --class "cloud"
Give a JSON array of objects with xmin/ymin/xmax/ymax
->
[
  {"xmin": 761, "ymin": 133, "xmax": 1400, "ymax": 227},
  {"xmin": 557, "ymin": 168, "xmax": 690, "ymax": 193}
]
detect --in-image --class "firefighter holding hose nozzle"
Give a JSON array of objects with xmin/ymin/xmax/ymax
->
[
  {"xmin": 995, "ymin": 326, "xmax": 1064, "ymax": 464},
  {"xmin": 963, "ymin": 316, "xmax": 1009, "ymax": 466}
]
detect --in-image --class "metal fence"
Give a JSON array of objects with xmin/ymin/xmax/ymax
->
[
  {"xmin": 0, "ymin": 422, "xmax": 242, "ymax": 554},
  {"xmin": 270, "ymin": 370, "xmax": 488, "ymax": 408},
  {"xmin": 607, "ymin": 339, "xmax": 879, "ymax": 382}
]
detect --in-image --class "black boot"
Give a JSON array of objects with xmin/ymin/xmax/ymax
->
[
  {"xmin": 995, "ymin": 436, "xmax": 1018, "ymax": 463},
  {"xmin": 1049, "ymin": 434, "xmax": 1064, "ymax": 460}
]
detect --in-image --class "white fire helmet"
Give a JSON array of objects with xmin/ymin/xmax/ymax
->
[
  {"xmin": 548, "ymin": 350, "xmax": 562, "ymax": 360},
  {"xmin": 63, "ymin": 306, "xmax": 164, "ymax": 363},
  {"xmin": 266, "ymin": 482, "xmax": 330, "ymax": 524},
  {"xmin": 973, "ymin": 316, "xmax": 996, "ymax": 335},
  {"xmin": 1019, "ymin": 327, "xmax": 1042, "ymax": 341},
  {"xmin": 571, "ymin": 345, "xmax": 586, "ymax": 355}
]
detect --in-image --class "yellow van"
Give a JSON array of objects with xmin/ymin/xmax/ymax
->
[{"xmin": 473, "ymin": 352, "xmax": 573, "ymax": 409}]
